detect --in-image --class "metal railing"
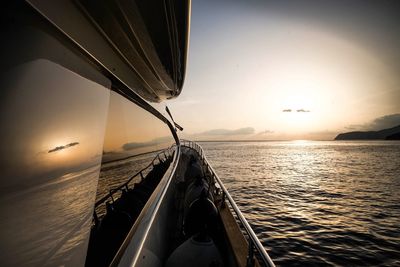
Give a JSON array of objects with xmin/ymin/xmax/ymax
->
[
  {"xmin": 112, "ymin": 144, "xmax": 181, "ymax": 267},
  {"xmin": 181, "ymin": 140, "xmax": 275, "ymax": 267},
  {"xmin": 93, "ymin": 146, "xmax": 176, "ymax": 222}
]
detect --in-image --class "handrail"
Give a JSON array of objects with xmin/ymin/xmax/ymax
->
[
  {"xmin": 113, "ymin": 144, "xmax": 181, "ymax": 267},
  {"xmin": 94, "ymin": 146, "xmax": 176, "ymax": 214},
  {"xmin": 181, "ymin": 140, "xmax": 275, "ymax": 267}
]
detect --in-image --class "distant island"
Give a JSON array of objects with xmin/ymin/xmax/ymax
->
[{"xmin": 335, "ymin": 125, "xmax": 400, "ymax": 140}]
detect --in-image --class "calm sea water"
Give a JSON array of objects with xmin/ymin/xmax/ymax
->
[{"xmin": 201, "ymin": 141, "xmax": 400, "ymax": 267}]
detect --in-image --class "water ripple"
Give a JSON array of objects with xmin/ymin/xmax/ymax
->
[{"xmin": 202, "ymin": 141, "xmax": 400, "ymax": 267}]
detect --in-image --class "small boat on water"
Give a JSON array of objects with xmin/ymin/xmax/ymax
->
[{"xmin": 0, "ymin": 1, "xmax": 274, "ymax": 266}]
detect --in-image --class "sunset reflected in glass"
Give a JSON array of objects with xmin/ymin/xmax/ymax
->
[{"xmin": 0, "ymin": 59, "xmax": 110, "ymax": 266}]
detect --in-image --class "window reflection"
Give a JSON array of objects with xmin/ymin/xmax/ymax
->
[
  {"xmin": 102, "ymin": 91, "xmax": 174, "ymax": 162},
  {"xmin": 0, "ymin": 59, "xmax": 110, "ymax": 266},
  {"xmin": 96, "ymin": 91, "xmax": 175, "ymax": 204}
]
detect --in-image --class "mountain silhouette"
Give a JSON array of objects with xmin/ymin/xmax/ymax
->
[{"xmin": 334, "ymin": 125, "xmax": 400, "ymax": 140}]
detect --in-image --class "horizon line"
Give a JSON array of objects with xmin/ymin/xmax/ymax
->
[{"xmin": 194, "ymin": 139, "xmax": 333, "ymax": 142}]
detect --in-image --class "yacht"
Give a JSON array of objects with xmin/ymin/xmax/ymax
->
[{"xmin": 0, "ymin": 1, "xmax": 274, "ymax": 266}]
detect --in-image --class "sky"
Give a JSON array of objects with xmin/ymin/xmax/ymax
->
[
  {"xmin": 0, "ymin": 59, "xmax": 110, "ymax": 187},
  {"xmin": 168, "ymin": 0, "xmax": 400, "ymax": 140},
  {"xmin": 4, "ymin": 1, "xmax": 400, "ymax": 185}
]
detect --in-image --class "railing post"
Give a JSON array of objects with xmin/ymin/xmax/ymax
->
[
  {"xmin": 246, "ymin": 240, "xmax": 255, "ymax": 267},
  {"xmin": 140, "ymin": 171, "xmax": 144, "ymax": 181},
  {"xmin": 93, "ymin": 211, "xmax": 99, "ymax": 225}
]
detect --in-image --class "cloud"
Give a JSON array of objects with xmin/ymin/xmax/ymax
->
[
  {"xmin": 345, "ymin": 124, "xmax": 361, "ymax": 130},
  {"xmin": 296, "ymin": 109, "xmax": 310, "ymax": 112},
  {"xmin": 122, "ymin": 136, "xmax": 173, "ymax": 151},
  {"xmin": 282, "ymin": 108, "xmax": 311, "ymax": 112},
  {"xmin": 48, "ymin": 142, "xmax": 79, "ymax": 153},
  {"xmin": 366, "ymin": 113, "xmax": 400, "ymax": 130},
  {"xmin": 343, "ymin": 114, "xmax": 400, "ymax": 131},
  {"xmin": 122, "ymin": 142, "xmax": 153, "ymax": 151},
  {"xmin": 257, "ymin": 130, "xmax": 274, "ymax": 135},
  {"xmin": 199, "ymin": 127, "xmax": 255, "ymax": 136}
]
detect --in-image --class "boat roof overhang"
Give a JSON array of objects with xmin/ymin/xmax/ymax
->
[{"xmin": 26, "ymin": 0, "xmax": 191, "ymax": 102}]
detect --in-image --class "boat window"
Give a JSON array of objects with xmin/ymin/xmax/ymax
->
[
  {"xmin": 96, "ymin": 91, "xmax": 175, "ymax": 209},
  {"xmin": 0, "ymin": 59, "xmax": 110, "ymax": 266}
]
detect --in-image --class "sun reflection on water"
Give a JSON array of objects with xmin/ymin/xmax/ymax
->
[{"xmin": 201, "ymin": 141, "xmax": 400, "ymax": 266}]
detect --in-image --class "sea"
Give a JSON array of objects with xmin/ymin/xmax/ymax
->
[
  {"xmin": 98, "ymin": 140, "xmax": 400, "ymax": 266},
  {"xmin": 201, "ymin": 141, "xmax": 400, "ymax": 267}
]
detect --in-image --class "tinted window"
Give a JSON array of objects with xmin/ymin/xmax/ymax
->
[
  {"xmin": 0, "ymin": 59, "xmax": 110, "ymax": 266},
  {"xmin": 96, "ymin": 91, "xmax": 175, "ymax": 210}
]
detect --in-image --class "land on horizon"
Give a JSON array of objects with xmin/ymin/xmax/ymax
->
[{"xmin": 335, "ymin": 125, "xmax": 400, "ymax": 140}]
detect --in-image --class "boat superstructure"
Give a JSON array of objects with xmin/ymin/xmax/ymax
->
[{"xmin": 0, "ymin": 1, "xmax": 274, "ymax": 267}]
